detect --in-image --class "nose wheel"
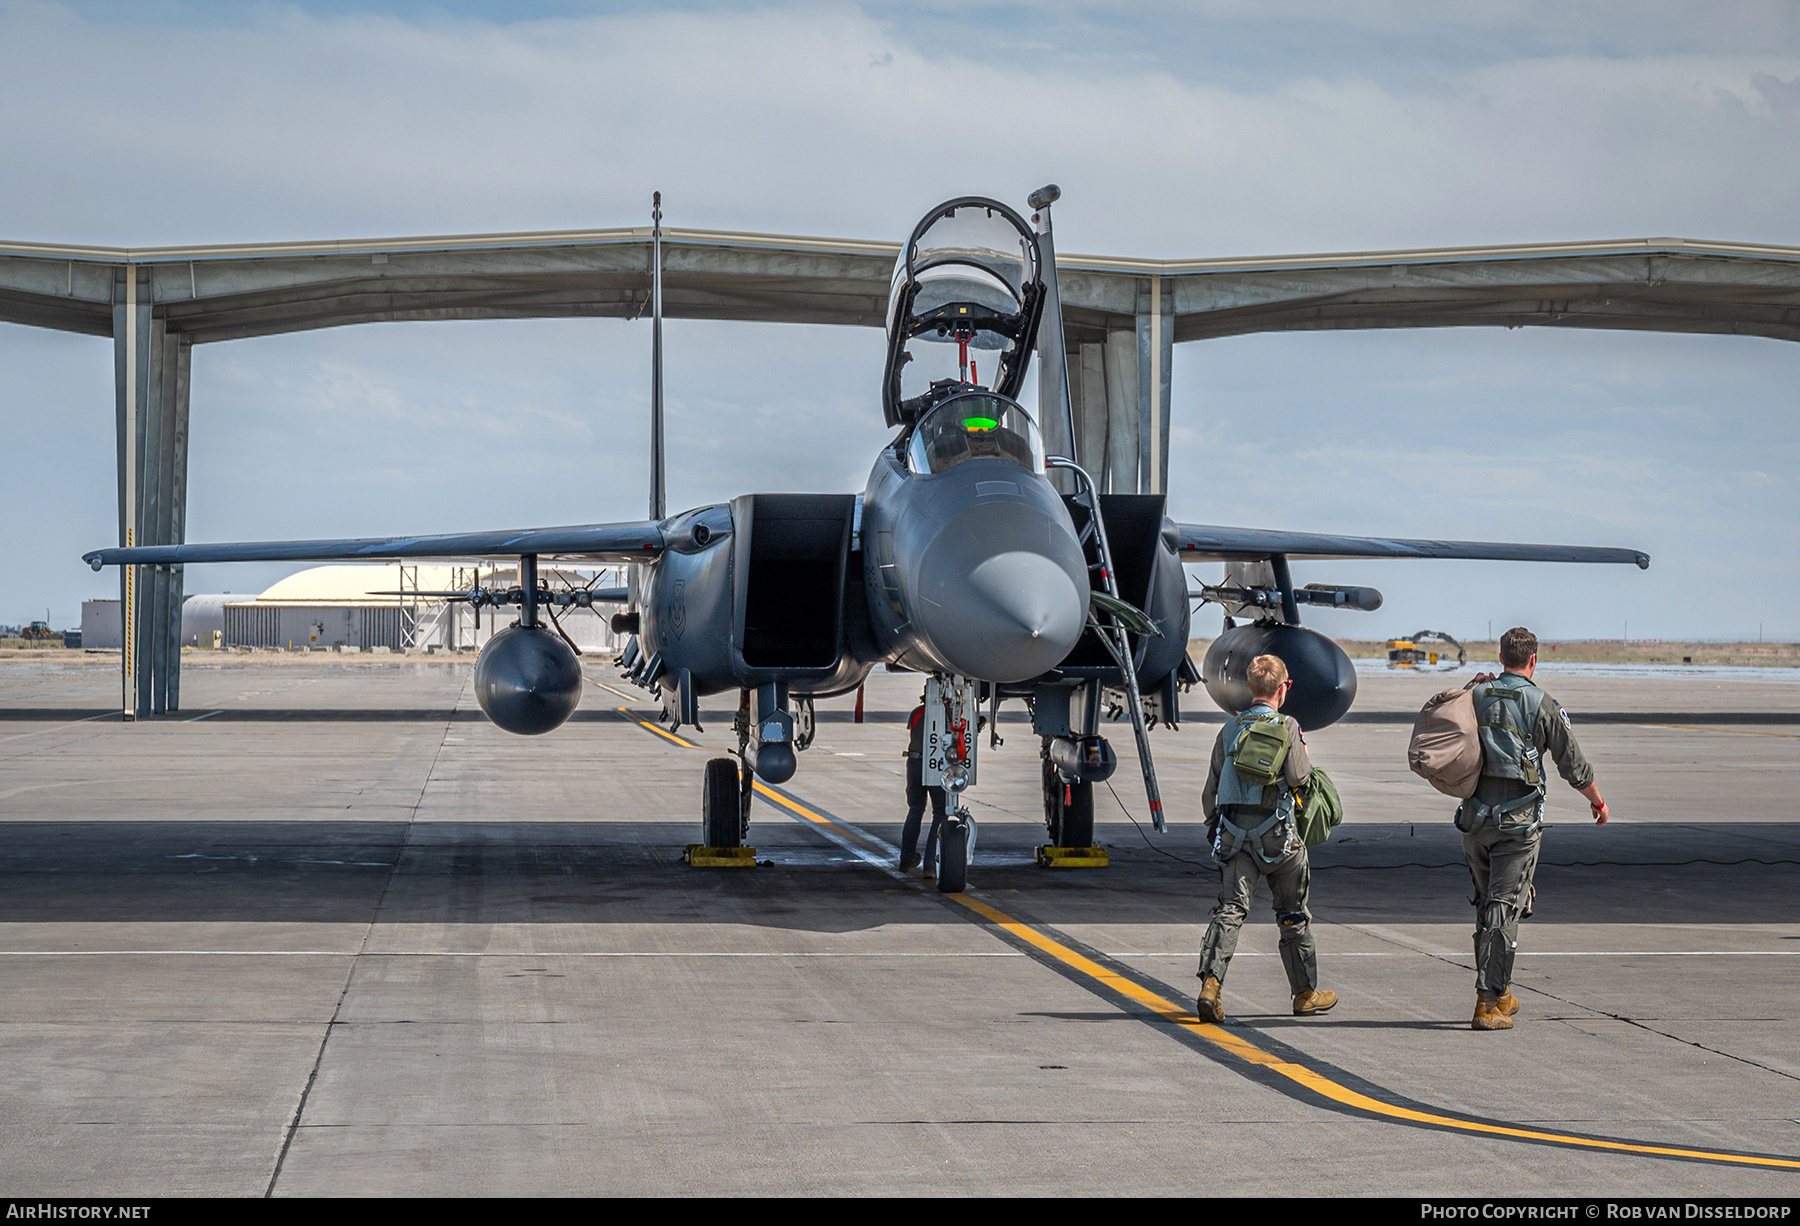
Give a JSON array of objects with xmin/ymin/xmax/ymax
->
[{"xmin": 936, "ymin": 812, "xmax": 971, "ymax": 894}]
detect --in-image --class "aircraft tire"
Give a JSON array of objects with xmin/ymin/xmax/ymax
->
[
  {"xmin": 937, "ymin": 818, "xmax": 969, "ymax": 894},
  {"xmin": 1041, "ymin": 758, "xmax": 1094, "ymax": 848},
  {"xmin": 703, "ymin": 757, "xmax": 742, "ymax": 848},
  {"xmin": 1057, "ymin": 781, "xmax": 1095, "ymax": 849}
]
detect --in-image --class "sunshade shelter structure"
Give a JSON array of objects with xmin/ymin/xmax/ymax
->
[{"xmin": 3, "ymin": 224, "xmax": 1798, "ymax": 716}]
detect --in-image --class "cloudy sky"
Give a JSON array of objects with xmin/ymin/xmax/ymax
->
[{"xmin": 2, "ymin": 0, "xmax": 1797, "ymax": 641}]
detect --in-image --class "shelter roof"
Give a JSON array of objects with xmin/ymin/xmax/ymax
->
[{"xmin": 3, "ymin": 225, "xmax": 1797, "ymax": 344}]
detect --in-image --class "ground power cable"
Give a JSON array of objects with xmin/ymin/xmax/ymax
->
[{"xmin": 1104, "ymin": 780, "xmax": 1215, "ymax": 868}]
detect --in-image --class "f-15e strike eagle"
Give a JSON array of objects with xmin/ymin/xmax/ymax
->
[{"xmin": 86, "ymin": 190, "xmax": 1648, "ymax": 892}]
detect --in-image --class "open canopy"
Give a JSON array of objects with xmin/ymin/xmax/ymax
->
[{"xmin": 882, "ymin": 197, "xmax": 1044, "ymax": 427}]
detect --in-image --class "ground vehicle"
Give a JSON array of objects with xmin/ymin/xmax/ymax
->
[{"xmin": 1387, "ymin": 630, "xmax": 1466, "ymax": 669}]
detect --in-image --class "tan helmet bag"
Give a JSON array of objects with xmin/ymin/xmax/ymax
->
[{"xmin": 1409, "ymin": 686, "xmax": 1482, "ymax": 798}]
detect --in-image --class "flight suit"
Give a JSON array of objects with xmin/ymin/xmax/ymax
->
[
  {"xmin": 1198, "ymin": 704, "xmax": 1318, "ymax": 995},
  {"xmin": 1460, "ymin": 673, "xmax": 1594, "ymax": 999}
]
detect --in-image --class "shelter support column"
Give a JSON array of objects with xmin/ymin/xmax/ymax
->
[
  {"xmin": 1062, "ymin": 277, "xmax": 1173, "ymax": 495},
  {"xmin": 113, "ymin": 267, "xmax": 191, "ymax": 718},
  {"xmin": 1136, "ymin": 276, "xmax": 1173, "ymax": 497},
  {"xmin": 1070, "ymin": 340, "xmax": 1108, "ymax": 482}
]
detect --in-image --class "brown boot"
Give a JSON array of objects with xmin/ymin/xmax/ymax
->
[
  {"xmin": 1472, "ymin": 996, "xmax": 1514, "ymax": 1030},
  {"xmin": 1496, "ymin": 989, "xmax": 1520, "ymax": 1016},
  {"xmin": 1292, "ymin": 988, "xmax": 1338, "ymax": 1016},
  {"xmin": 1196, "ymin": 976, "xmax": 1225, "ymax": 1023}
]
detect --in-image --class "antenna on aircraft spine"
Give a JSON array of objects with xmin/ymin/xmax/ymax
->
[{"xmin": 650, "ymin": 191, "xmax": 666, "ymax": 522}]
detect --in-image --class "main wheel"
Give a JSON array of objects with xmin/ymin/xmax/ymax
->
[
  {"xmin": 1057, "ymin": 781, "xmax": 1094, "ymax": 848},
  {"xmin": 937, "ymin": 817, "xmax": 969, "ymax": 894},
  {"xmin": 794, "ymin": 696, "xmax": 816, "ymax": 751},
  {"xmin": 1042, "ymin": 759, "xmax": 1095, "ymax": 848},
  {"xmin": 702, "ymin": 757, "xmax": 741, "ymax": 848}
]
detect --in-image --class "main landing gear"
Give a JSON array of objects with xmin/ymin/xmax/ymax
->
[
  {"xmin": 687, "ymin": 756, "xmax": 757, "ymax": 868},
  {"xmin": 1037, "ymin": 733, "xmax": 1113, "ymax": 868},
  {"xmin": 701, "ymin": 757, "xmax": 746, "ymax": 849},
  {"xmin": 1041, "ymin": 756, "xmax": 1095, "ymax": 849}
]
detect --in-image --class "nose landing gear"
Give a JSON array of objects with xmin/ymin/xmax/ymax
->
[
  {"xmin": 937, "ymin": 814, "xmax": 972, "ymax": 893},
  {"xmin": 923, "ymin": 674, "xmax": 981, "ymax": 893}
]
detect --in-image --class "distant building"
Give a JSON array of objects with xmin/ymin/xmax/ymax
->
[
  {"xmin": 219, "ymin": 564, "xmax": 451, "ymax": 651},
  {"xmin": 219, "ymin": 563, "xmax": 617, "ymax": 652},
  {"xmin": 181, "ymin": 594, "xmax": 233, "ymax": 646},
  {"xmin": 81, "ymin": 565, "xmax": 619, "ymax": 654},
  {"xmin": 81, "ymin": 599, "xmax": 122, "ymax": 649},
  {"xmin": 85, "ymin": 596, "xmax": 234, "ymax": 651}
]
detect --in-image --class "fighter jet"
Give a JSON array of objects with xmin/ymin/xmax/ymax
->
[{"xmin": 84, "ymin": 192, "xmax": 1649, "ymax": 893}]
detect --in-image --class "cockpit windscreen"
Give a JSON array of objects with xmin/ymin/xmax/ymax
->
[{"xmin": 906, "ymin": 394, "xmax": 1045, "ymax": 476}]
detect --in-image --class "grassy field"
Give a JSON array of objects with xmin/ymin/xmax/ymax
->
[{"xmin": 1191, "ymin": 638, "xmax": 1800, "ymax": 667}]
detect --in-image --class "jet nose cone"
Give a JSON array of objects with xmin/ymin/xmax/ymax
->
[
  {"xmin": 972, "ymin": 550, "xmax": 1084, "ymax": 637},
  {"xmin": 918, "ymin": 545, "xmax": 1087, "ymax": 683}
]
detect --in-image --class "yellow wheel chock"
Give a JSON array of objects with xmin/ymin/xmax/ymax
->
[
  {"xmin": 683, "ymin": 845, "xmax": 760, "ymax": 868},
  {"xmin": 1035, "ymin": 845, "xmax": 1109, "ymax": 868}
]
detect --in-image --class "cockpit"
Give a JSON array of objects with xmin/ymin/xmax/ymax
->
[
  {"xmin": 904, "ymin": 392, "xmax": 1045, "ymax": 476},
  {"xmin": 882, "ymin": 198, "xmax": 1045, "ymax": 428}
]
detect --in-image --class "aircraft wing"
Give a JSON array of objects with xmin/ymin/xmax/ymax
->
[
  {"xmin": 83, "ymin": 521, "xmax": 667, "ymax": 569},
  {"xmin": 1175, "ymin": 524, "xmax": 1649, "ymax": 568}
]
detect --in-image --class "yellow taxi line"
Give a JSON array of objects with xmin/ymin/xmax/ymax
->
[
  {"xmin": 607, "ymin": 707, "xmax": 878, "ymax": 850},
  {"xmin": 614, "ymin": 707, "xmax": 704, "ymax": 749},
  {"xmin": 753, "ymin": 782, "xmax": 833, "ymax": 827},
  {"xmin": 945, "ymin": 894, "xmax": 1800, "ymax": 1169},
  {"xmin": 606, "ymin": 698, "xmax": 1800, "ymax": 1169},
  {"xmin": 751, "ymin": 780, "xmax": 1800, "ymax": 1172}
]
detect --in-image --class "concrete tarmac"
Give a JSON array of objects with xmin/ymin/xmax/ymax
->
[{"xmin": 0, "ymin": 654, "xmax": 1796, "ymax": 1196}]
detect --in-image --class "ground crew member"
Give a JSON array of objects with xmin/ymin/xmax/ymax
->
[
  {"xmin": 899, "ymin": 692, "xmax": 948, "ymax": 875},
  {"xmin": 1197, "ymin": 654, "xmax": 1338, "ymax": 1022},
  {"xmin": 1461, "ymin": 626, "xmax": 1610, "ymax": 1031}
]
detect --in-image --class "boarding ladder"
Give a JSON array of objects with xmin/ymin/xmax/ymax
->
[{"xmin": 1046, "ymin": 458, "xmax": 1166, "ymax": 832}]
